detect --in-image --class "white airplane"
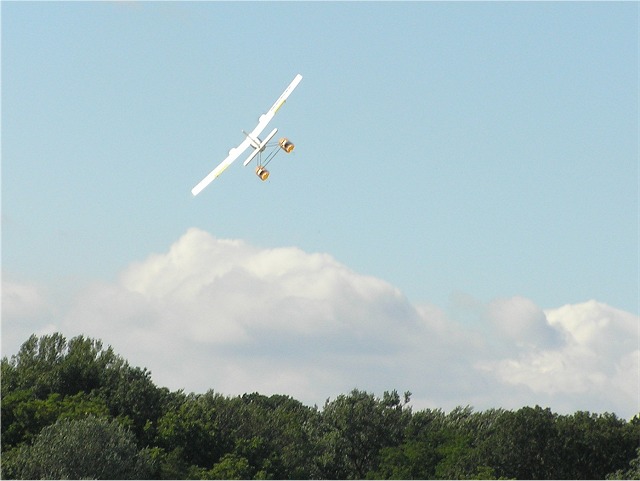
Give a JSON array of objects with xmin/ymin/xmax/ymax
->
[{"xmin": 191, "ymin": 74, "xmax": 303, "ymax": 196}]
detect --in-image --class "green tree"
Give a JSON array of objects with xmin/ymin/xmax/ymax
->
[
  {"xmin": 239, "ymin": 393, "xmax": 320, "ymax": 478},
  {"xmin": 2, "ymin": 333, "xmax": 166, "ymax": 448},
  {"xmin": 98, "ymin": 361, "xmax": 168, "ymax": 444},
  {"xmin": 155, "ymin": 391, "xmax": 225, "ymax": 470},
  {"xmin": 370, "ymin": 408, "xmax": 447, "ymax": 479},
  {"xmin": 1, "ymin": 390, "xmax": 110, "ymax": 449},
  {"xmin": 557, "ymin": 411, "xmax": 640, "ymax": 479},
  {"xmin": 207, "ymin": 453, "xmax": 252, "ymax": 480},
  {"xmin": 2, "ymin": 334, "xmax": 120, "ymax": 398},
  {"xmin": 480, "ymin": 405, "xmax": 562, "ymax": 480},
  {"xmin": 6, "ymin": 333, "xmax": 638, "ymax": 481},
  {"xmin": 436, "ymin": 407, "xmax": 504, "ymax": 479},
  {"xmin": 205, "ymin": 392, "xmax": 320, "ymax": 479},
  {"xmin": 372, "ymin": 407, "xmax": 502, "ymax": 480},
  {"xmin": 373, "ymin": 439, "xmax": 441, "ymax": 479},
  {"xmin": 1, "ymin": 415, "xmax": 154, "ymax": 479},
  {"xmin": 318, "ymin": 389, "xmax": 412, "ymax": 479},
  {"xmin": 607, "ymin": 446, "xmax": 640, "ymax": 480}
]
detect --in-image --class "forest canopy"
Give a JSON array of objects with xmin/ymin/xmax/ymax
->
[{"xmin": 1, "ymin": 333, "xmax": 639, "ymax": 480}]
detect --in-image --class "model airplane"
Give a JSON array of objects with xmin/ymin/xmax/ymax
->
[{"xmin": 191, "ymin": 74, "xmax": 303, "ymax": 196}]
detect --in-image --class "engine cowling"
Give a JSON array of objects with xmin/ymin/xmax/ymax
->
[
  {"xmin": 279, "ymin": 138, "xmax": 295, "ymax": 153},
  {"xmin": 256, "ymin": 166, "xmax": 270, "ymax": 181}
]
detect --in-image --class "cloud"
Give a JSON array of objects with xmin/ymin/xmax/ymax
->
[
  {"xmin": 1, "ymin": 280, "xmax": 58, "ymax": 357},
  {"xmin": 116, "ymin": 228, "xmax": 418, "ymax": 348},
  {"xmin": 2, "ymin": 280, "xmax": 49, "ymax": 320},
  {"xmin": 478, "ymin": 300, "xmax": 639, "ymax": 416},
  {"xmin": 56, "ymin": 228, "xmax": 425, "ymax": 404},
  {"xmin": 2, "ymin": 228, "xmax": 638, "ymax": 418},
  {"xmin": 487, "ymin": 296, "xmax": 564, "ymax": 350}
]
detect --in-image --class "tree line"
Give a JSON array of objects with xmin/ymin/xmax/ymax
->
[{"xmin": 1, "ymin": 333, "xmax": 638, "ymax": 479}]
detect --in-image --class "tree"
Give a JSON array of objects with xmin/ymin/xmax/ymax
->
[
  {"xmin": 1, "ymin": 390, "xmax": 110, "ymax": 449},
  {"xmin": 480, "ymin": 405, "xmax": 562, "ymax": 480},
  {"xmin": 1, "ymin": 416, "xmax": 154, "ymax": 479},
  {"xmin": 557, "ymin": 411, "xmax": 640, "ymax": 479},
  {"xmin": 318, "ymin": 389, "xmax": 412, "ymax": 479},
  {"xmin": 207, "ymin": 453, "xmax": 252, "ymax": 480},
  {"xmin": 607, "ymin": 446, "xmax": 640, "ymax": 480},
  {"xmin": 98, "ymin": 362, "xmax": 167, "ymax": 444},
  {"xmin": 155, "ymin": 392, "xmax": 225, "ymax": 470},
  {"xmin": 1, "ymin": 333, "xmax": 166, "ymax": 448},
  {"xmin": 4, "ymin": 332, "xmax": 638, "ymax": 480},
  {"xmin": 198, "ymin": 392, "xmax": 321, "ymax": 479},
  {"xmin": 371, "ymin": 407, "xmax": 503, "ymax": 480},
  {"xmin": 435, "ymin": 407, "xmax": 504, "ymax": 479},
  {"xmin": 1, "ymin": 334, "xmax": 120, "ymax": 398},
  {"xmin": 373, "ymin": 439, "xmax": 441, "ymax": 479}
]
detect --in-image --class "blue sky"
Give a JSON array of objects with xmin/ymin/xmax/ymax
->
[{"xmin": 2, "ymin": 2, "xmax": 638, "ymax": 417}]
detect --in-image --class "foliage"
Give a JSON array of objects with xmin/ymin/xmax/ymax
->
[
  {"xmin": 556, "ymin": 410, "xmax": 639, "ymax": 479},
  {"xmin": 317, "ymin": 389, "xmax": 412, "ymax": 478},
  {"xmin": 1, "ymin": 415, "xmax": 154, "ymax": 479},
  {"xmin": 607, "ymin": 446, "xmax": 640, "ymax": 480},
  {"xmin": 1, "ymin": 390, "xmax": 110, "ymax": 448},
  {"xmin": 2, "ymin": 333, "xmax": 639, "ymax": 480}
]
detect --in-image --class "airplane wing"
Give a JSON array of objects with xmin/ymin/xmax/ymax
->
[
  {"xmin": 259, "ymin": 73, "xmax": 303, "ymax": 129},
  {"xmin": 191, "ymin": 74, "xmax": 303, "ymax": 196},
  {"xmin": 243, "ymin": 73, "xmax": 303, "ymax": 150},
  {"xmin": 191, "ymin": 137, "xmax": 251, "ymax": 196}
]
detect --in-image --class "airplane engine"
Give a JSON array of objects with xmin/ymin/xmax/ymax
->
[
  {"xmin": 256, "ymin": 166, "xmax": 270, "ymax": 181},
  {"xmin": 279, "ymin": 138, "xmax": 295, "ymax": 153}
]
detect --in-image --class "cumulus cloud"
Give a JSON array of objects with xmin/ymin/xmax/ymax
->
[
  {"xmin": 1, "ymin": 280, "xmax": 58, "ymax": 357},
  {"xmin": 2, "ymin": 228, "xmax": 638, "ymax": 418},
  {"xmin": 56, "ymin": 228, "xmax": 424, "ymax": 404},
  {"xmin": 116, "ymin": 228, "xmax": 418, "ymax": 348},
  {"xmin": 478, "ymin": 300, "xmax": 639, "ymax": 415},
  {"xmin": 2, "ymin": 280, "xmax": 49, "ymax": 320},
  {"xmin": 486, "ymin": 296, "xmax": 563, "ymax": 350}
]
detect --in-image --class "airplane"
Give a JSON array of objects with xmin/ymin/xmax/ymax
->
[{"xmin": 191, "ymin": 73, "xmax": 303, "ymax": 196}]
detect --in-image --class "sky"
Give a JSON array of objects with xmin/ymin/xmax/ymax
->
[{"xmin": 2, "ymin": 1, "xmax": 638, "ymax": 418}]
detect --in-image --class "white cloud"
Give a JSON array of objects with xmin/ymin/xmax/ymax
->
[
  {"xmin": 56, "ymin": 228, "xmax": 424, "ymax": 403},
  {"xmin": 1, "ymin": 280, "xmax": 58, "ymax": 357},
  {"xmin": 478, "ymin": 300, "xmax": 639, "ymax": 415},
  {"xmin": 113, "ymin": 228, "xmax": 418, "ymax": 349},
  {"xmin": 2, "ymin": 280, "xmax": 49, "ymax": 320},
  {"xmin": 2, "ymin": 228, "xmax": 638, "ymax": 418},
  {"xmin": 546, "ymin": 300, "xmax": 638, "ymax": 357},
  {"xmin": 486, "ymin": 296, "xmax": 563, "ymax": 349}
]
